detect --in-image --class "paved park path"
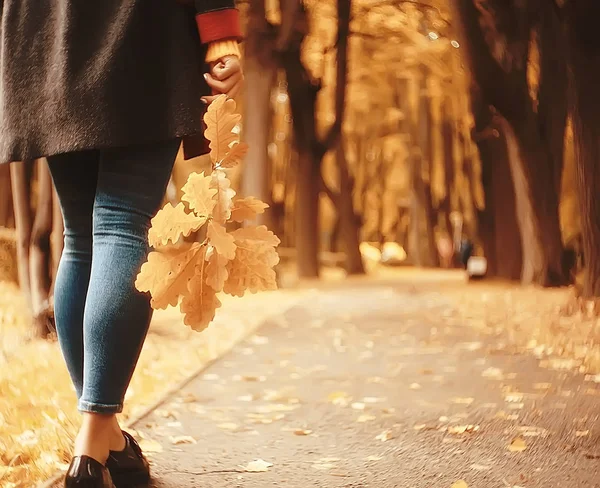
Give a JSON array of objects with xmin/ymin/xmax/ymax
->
[{"xmin": 131, "ymin": 281, "xmax": 599, "ymax": 487}]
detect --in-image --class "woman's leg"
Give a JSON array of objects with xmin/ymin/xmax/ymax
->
[
  {"xmin": 47, "ymin": 151, "xmax": 100, "ymax": 399},
  {"xmin": 75, "ymin": 139, "xmax": 180, "ymax": 461}
]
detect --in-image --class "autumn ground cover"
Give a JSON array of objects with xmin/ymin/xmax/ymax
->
[
  {"xmin": 2, "ymin": 267, "xmax": 600, "ymax": 487},
  {"xmin": 0, "ymin": 280, "xmax": 306, "ymax": 488}
]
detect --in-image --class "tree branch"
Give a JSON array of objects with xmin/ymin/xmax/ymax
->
[{"xmin": 318, "ymin": 0, "xmax": 352, "ymax": 159}]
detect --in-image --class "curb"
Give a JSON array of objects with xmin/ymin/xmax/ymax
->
[{"xmin": 37, "ymin": 297, "xmax": 304, "ymax": 488}]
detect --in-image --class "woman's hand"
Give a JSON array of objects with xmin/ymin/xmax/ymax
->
[{"xmin": 202, "ymin": 55, "xmax": 244, "ymax": 104}]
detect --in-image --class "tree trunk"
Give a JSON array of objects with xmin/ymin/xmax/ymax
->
[
  {"xmin": 476, "ymin": 125, "xmax": 522, "ymax": 280},
  {"xmin": 242, "ymin": 0, "xmax": 276, "ymax": 227},
  {"xmin": 29, "ymin": 160, "xmax": 54, "ymax": 337},
  {"xmin": 0, "ymin": 164, "xmax": 13, "ymax": 227},
  {"xmin": 455, "ymin": 0, "xmax": 567, "ymax": 286},
  {"xmin": 566, "ymin": 3, "xmax": 600, "ymax": 297},
  {"xmin": 336, "ymin": 142, "xmax": 365, "ymax": 275},
  {"xmin": 440, "ymin": 100, "xmax": 455, "ymax": 236},
  {"xmin": 10, "ymin": 160, "xmax": 33, "ymax": 303},
  {"xmin": 294, "ymin": 149, "xmax": 320, "ymax": 277}
]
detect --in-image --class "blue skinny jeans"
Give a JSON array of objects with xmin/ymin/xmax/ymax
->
[{"xmin": 47, "ymin": 139, "xmax": 179, "ymax": 414}]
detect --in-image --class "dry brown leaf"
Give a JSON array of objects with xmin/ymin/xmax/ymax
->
[
  {"xmin": 148, "ymin": 202, "xmax": 207, "ymax": 247},
  {"xmin": 135, "ymin": 244, "xmax": 205, "ymax": 309},
  {"xmin": 137, "ymin": 439, "xmax": 163, "ymax": 453},
  {"xmin": 230, "ymin": 196, "xmax": 269, "ymax": 223},
  {"xmin": 205, "ymin": 248, "xmax": 229, "ymax": 292},
  {"xmin": 170, "ymin": 435, "xmax": 197, "ymax": 445},
  {"xmin": 508, "ymin": 436, "xmax": 527, "ymax": 452},
  {"xmin": 180, "ymin": 273, "xmax": 222, "ymax": 332},
  {"xmin": 293, "ymin": 428, "xmax": 313, "ymax": 436},
  {"xmin": 207, "ymin": 221, "xmax": 236, "ymax": 260},
  {"xmin": 451, "ymin": 481, "xmax": 469, "ymax": 488},
  {"xmin": 357, "ymin": 415, "xmax": 376, "ymax": 423},
  {"xmin": 203, "ymin": 95, "xmax": 241, "ymax": 163},
  {"xmin": 448, "ymin": 425, "xmax": 480, "ymax": 435},
  {"xmin": 242, "ymin": 459, "xmax": 273, "ymax": 472},
  {"xmin": 575, "ymin": 430, "xmax": 589, "ymax": 437},
  {"xmin": 211, "ymin": 170, "xmax": 236, "ymax": 223},
  {"xmin": 181, "ymin": 172, "xmax": 218, "ymax": 216},
  {"xmin": 220, "ymin": 141, "xmax": 249, "ymax": 168},
  {"xmin": 375, "ymin": 430, "xmax": 394, "ymax": 442}
]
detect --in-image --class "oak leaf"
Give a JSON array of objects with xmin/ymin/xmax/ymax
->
[
  {"xmin": 223, "ymin": 247, "xmax": 278, "ymax": 297},
  {"xmin": 181, "ymin": 273, "xmax": 222, "ymax": 332},
  {"xmin": 203, "ymin": 95, "xmax": 241, "ymax": 163},
  {"xmin": 135, "ymin": 243, "xmax": 205, "ymax": 309},
  {"xmin": 219, "ymin": 141, "xmax": 249, "ymax": 169},
  {"xmin": 211, "ymin": 170, "xmax": 236, "ymax": 223},
  {"xmin": 230, "ymin": 197, "xmax": 269, "ymax": 223},
  {"xmin": 207, "ymin": 221, "xmax": 236, "ymax": 260},
  {"xmin": 181, "ymin": 172, "xmax": 217, "ymax": 216},
  {"xmin": 205, "ymin": 247, "xmax": 229, "ymax": 292},
  {"xmin": 148, "ymin": 202, "xmax": 207, "ymax": 247},
  {"xmin": 232, "ymin": 225, "xmax": 281, "ymax": 251}
]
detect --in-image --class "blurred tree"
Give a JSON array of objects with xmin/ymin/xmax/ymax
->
[
  {"xmin": 562, "ymin": 0, "xmax": 600, "ymax": 297},
  {"xmin": 455, "ymin": 0, "xmax": 569, "ymax": 286},
  {"xmin": 10, "ymin": 159, "xmax": 60, "ymax": 337}
]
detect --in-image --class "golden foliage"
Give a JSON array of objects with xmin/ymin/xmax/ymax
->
[{"xmin": 135, "ymin": 95, "xmax": 280, "ymax": 332}]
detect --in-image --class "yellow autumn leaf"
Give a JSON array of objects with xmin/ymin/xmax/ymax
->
[
  {"xmin": 205, "ymin": 248, "xmax": 229, "ymax": 292},
  {"xmin": 181, "ymin": 172, "xmax": 218, "ymax": 216},
  {"xmin": 230, "ymin": 196, "xmax": 270, "ymax": 223},
  {"xmin": 180, "ymin": 273, "xmax": 222, "ymax": 332},
  {"xmin": 211, "ymin": 170, "xmax": 236, "ymax": 223},
  {"xmin": 135, "ymin": 244, "xmax": 205, "ymax": 309},
  {"xmin": 223, "ymin": 247, "xmax": 279, "ymax": 297},
  {"xmin": 219, "ymin": 141, "xmax": 249, "ymax": 169},
  {"xmin": 203, "ymin": 95, "xmax": 241, "ymax": 163},
  {"xmin": 232, "ymin": 225, "xmax": 281, "ymax": 251},
  {"xmin": 508, "ymin": 436, "xmax": 527, "ymax": 452},
  {"xmin": 207, "ymin": 221, "xmax": 236, "ymax": 260},
  {"xmin": 451, "ymin": 481, "xmax": 469, "ymax": 488},
  {"xmin": 148, "ymin": 202, "xmax": 207, "ymax": 247}
]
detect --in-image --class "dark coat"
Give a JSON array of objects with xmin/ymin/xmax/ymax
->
[{"xmin": 0, "ymin": 0, "xmax": 240, "ymax": 165}]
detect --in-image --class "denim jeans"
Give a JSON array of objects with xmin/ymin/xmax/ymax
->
[{"xmin": 47, "ymin": 139, "xmax": 180, "ymax": 414}]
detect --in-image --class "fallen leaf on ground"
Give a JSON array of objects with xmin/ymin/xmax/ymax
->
[
  {"xmin": 452, "ymin": 397, "xmax": 475, "ymax": 405},
  {"xmin": 351, "ymin": 402, "xmax": 366, "ymax": 410},
  {"xmin": 585, "ymin": 374, "xmax": 600, "ymax": 383},
  {"xmin": 482, "ymin": 367, "xmax": 504, "ymax": 380},
  {"xmin": 328, "ymin": 391, "xmax": 351, "ymax": 406},
  {"xmin": 375, "ymin": 430, "xmax": 394, "ymax": 442},
  {"xmin": 470, "ymin": 464, "xmax": 490, "ymax": 471},
  {"xmin": 409, "ymin": 383, "xmax": 422, "ymax": 390},
  {"xmin": 575, "ymin": 430, "xmax": 589, "ymax": 437},
  {"xmin": 357, "ymin": 414, "xmax": 376, "ymax": 423},
  {"xmin": 170, "ymin": 435, "xmax": 196, "ymax": 445},
  {"xmin": 452, "ymin": 481, "xmax": 469, "ymax": 488},
  {"xmin": 366, "ymin": 455, "xmax": 383, "ymax": 461},
  {"xmin": 242, "ymin": 459, "xmax": 273, "ymax": 472},
  {"xmin": 312, "ymin": 463, "xmax": 335, "ymax": 471},
  {"xmin": 505, "ymin": 393, "xmax": 524, "ymax": 403},
  {"xmin": 508, "ymin": 437, "xmax": 527, "ymax": 452},
  {"xmin": 217, "ymin": 422, "xmax": 240, "ymax": 431},
  {"xmin": 448, "ymin": 425, "xmax": 480, "ymax": 435},
  {"xmin": 294, "ymin": 429, "xmax": 313, "ymax": 436},
  {"xmin": 138, "ymin": 439, "xmax": 163, "ymax": 453}
]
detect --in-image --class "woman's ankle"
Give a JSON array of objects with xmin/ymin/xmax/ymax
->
[{"xmin": 73, "ymin": 413, "xmax": 124, "ymax": 462}]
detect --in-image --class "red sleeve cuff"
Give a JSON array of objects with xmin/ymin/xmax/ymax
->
[{"xmin": 195, "ymin": 9, "xmax": 243, "ymax": 44}]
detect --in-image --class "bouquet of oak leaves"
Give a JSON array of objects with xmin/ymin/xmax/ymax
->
[{"xmin": 135, "ymin": 95, "xmax": 280, "ymax": 332}]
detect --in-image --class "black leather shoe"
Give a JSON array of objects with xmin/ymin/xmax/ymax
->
[
  {"xmin": 106, "ymin": 431, "xmax": 150, "ymax": 487},
  {"xmin": 65, "ymin": 456, "xmax": 115, "ymax": 488}
]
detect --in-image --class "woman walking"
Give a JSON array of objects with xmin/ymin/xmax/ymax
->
[{"xmin": 0, "ymin": 1, "xmax": 244, "ymax": 486}]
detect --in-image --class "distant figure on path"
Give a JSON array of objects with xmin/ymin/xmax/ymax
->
[{"xmin": 0, "ymin": 1, "xmax": 244, "ymax": 487}]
